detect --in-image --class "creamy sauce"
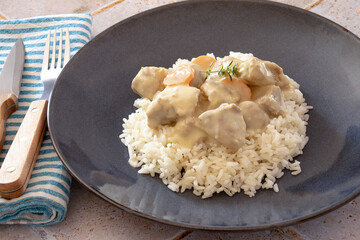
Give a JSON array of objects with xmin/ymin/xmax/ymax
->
[{"xmin": 131, "ymin": 54, "xmax": 293, "ymax": 151}]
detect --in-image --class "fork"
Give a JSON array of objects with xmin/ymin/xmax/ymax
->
[{"xmin": 0, "ymin": 29, "xmax": 70, "ymax": 199}]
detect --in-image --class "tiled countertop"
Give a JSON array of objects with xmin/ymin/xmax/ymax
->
[{"xmin": 0, "ymin": 0, "xmax": 359, "ymax": 239}]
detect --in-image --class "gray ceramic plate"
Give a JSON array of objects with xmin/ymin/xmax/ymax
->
[{"xmin": 48, "ymin": 0, "xmax": 360, "ymax": 230}]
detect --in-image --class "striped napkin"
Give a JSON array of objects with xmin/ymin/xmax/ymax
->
[{"xmin": 0, "ymin": 13, "xmax": 92, "ymax": 225}]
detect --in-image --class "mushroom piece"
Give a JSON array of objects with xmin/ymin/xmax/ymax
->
[{"xmin": 189, "ymin": 63, "xmax": 207, "ymax": 88}]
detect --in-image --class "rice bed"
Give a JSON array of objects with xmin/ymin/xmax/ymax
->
[
  {"xmin": 120, "ymin": 53, "xmax": 311, "ymax": 198},
  {"xmin": 120, "ymin": 88, "xmax": 310, "ymax": 198}
]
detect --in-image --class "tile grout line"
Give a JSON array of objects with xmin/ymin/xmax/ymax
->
[
  {"xmin": 304, "ymin": 0, "xmax": 324, "ymax": 10},
  {"xmin": 171, "ymin": 230, "xmax": 193, "ymax": 240},
  {"xmin": 91, "ymin": 0, "xmax": 126, "ymax": 16}
]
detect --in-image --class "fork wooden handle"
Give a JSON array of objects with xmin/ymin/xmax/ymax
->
[
  {"xmin": 0, "ymin": 93, "xmax": 18, "ymax": 151},
  {"xmin": 0, "ymin": 100, "xmax": 47, "ymax": 199}
]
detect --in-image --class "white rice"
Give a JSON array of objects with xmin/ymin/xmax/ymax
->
[{"xmin": 120, "ymin": 53, "xmax": 312, "ymax": 198}]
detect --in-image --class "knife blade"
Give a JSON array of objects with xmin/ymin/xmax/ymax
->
[{"xmin": 0, "ymin": 39, "xmax": 25, "ymax": 151}]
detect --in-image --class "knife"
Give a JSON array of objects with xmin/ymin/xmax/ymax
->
[{"xmin": 0, "ymin": 39, "xmax": 25, "ymax": 151}]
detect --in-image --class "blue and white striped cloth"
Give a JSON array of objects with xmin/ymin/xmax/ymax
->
[{"xmin": 0, "ymin": 13, "xmax": 92, "ymax": 225}]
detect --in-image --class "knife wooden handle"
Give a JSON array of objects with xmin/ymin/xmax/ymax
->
[
  {"xmin": 0, "ymin": 100, "xmax": 47, "ymax": 199},
  {"xmin": 0, "ymin": 93, "xmax": 18, "ymax": 151}
]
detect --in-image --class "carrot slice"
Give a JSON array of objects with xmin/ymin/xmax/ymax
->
[
  {"xmin": 192, "ymin": 55, "xmax": 216, "ymax": 70},
  {"xmin": 221, "ymin": 77, "xmax": 252, "ymax": 101},
  {"xmin": 163, "ymin": 64, "xmax": 195, "ymax": 86}
]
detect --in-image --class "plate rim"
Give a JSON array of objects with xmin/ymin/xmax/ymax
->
[{"xmin": 48, "ymin": 0, "xmax": 360, "ymax": 231}]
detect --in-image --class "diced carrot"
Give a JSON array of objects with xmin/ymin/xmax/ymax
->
[
  {"xmin": 192, "ymin": 55, "xmax": 217, "ymax": 70},
  {"xmin": 163, "ymin": 64, "xmax": 195, "ymax": 86},
  {"xmin": 221, "ymin": 77, "xmax": 252, "ymax": 101}
]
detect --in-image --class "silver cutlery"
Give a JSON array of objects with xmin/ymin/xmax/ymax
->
[
  {"xmin": 0, "ymin": 29, "xmax": 70, "ymax": 199},
  {"xmin": 0, "ymin": 39, "xmax": 25, "ymax": 151}
]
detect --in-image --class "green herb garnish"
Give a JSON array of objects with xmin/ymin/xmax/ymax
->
[{"xmin": 201, "ymin": 60, "xmax": 239, "ymax": 81}]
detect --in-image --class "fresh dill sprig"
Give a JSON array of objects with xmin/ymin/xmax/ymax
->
[{"xmin": 201, "ymin": 60, "xmax": 239, "ymax": 81}]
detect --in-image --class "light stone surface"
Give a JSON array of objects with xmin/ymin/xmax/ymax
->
[{"xmin": 0, "ymin": 0, "xmax": 359, "ymax": 239}]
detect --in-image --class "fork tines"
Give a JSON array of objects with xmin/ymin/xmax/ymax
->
[{"xmin": 42, "ymin": 29, "xmax": 70, "ymax": 71}]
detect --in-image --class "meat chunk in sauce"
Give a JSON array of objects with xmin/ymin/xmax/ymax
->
[
  {"xmin": 198, "ymin": 103, "xmax": 246, "ymax": 150},
  {"xmin": 146, "ymin": 85, "xmax": 200, "ymax": 128},
  {"xmin": 201, "ymin": 75, "xmax": 251, "ymax": 109},
  {"xmin": 252, "ymin": 85, "xmax": 283, "ymax": 116},
  {"xmin": 238, "ymin": 101, "xmax": 269, "ymax": 131},
  {"xmin": 131, "ymin": 67, "xmax": 168, "ymax": 100},
  {"xmin": 131, "ymin": 53, "xmax": 294, "ymax": 151},
  {"xmin": 238, "ymin": 57, "xmax": 289, "ymax": 88},
  {"xmin": 168, "ymin": 118, "xmax": 206, "ymax": 148}
]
